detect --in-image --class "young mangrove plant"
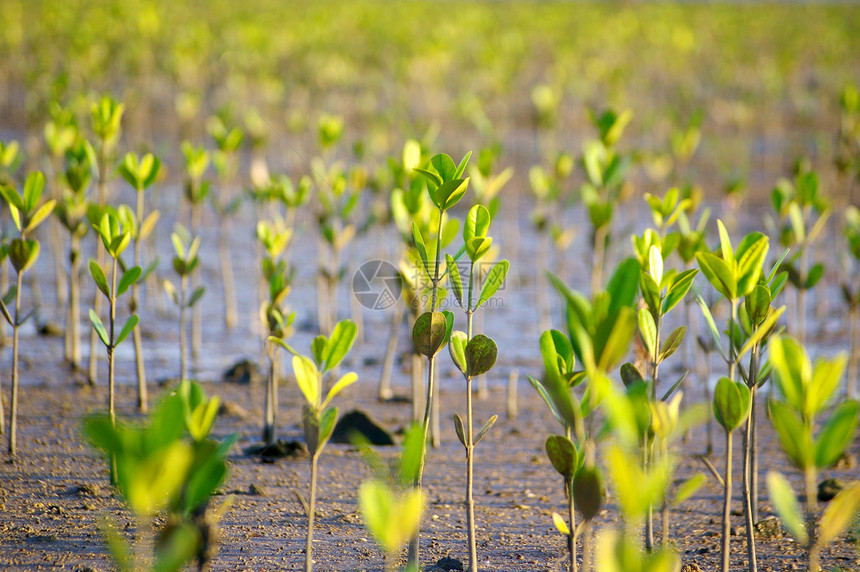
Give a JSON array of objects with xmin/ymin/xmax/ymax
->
[
  {"xmin": 180, "ymin": 142, "xmax": 210, "ymax": 357},
  {"xmin": 258, "ymin": 218, "xmax": 295, "ymax": 446},
  {"xmin": 768, "ymin": 166, "xmax": 830, "ymax": 344},
  {"xmin": 88, "ymin": 209, "xmax": 140, "ymax": 422},
  {"xmin": 357, "ymin": 424, "xmax": 426, "ymax": 572},
  {"xmin": 117, "ymin": 151, "xmax": 161, "ymax": 412},
  {"xmin": 844, "ymin": 206, "xmax": 860, "ymax": 398},
  {"xmin": 55, "ymin": 137, "xmax": 93, "ymax": 371},
  {"xmin": 408, "ymin": 151, "xmax": 471, "ymax": 567},
  {"xmin": 712, "ymin": 377, "xmax": 752, "ymax": 572},
  {"xmin": 208, "ymin": 115, "xmax": 244, "ymax": 330},
  {"xmin": 270, "ymin": 319, "xmax": 358, "ymax": 572},
  {"xmin": 766, "ymin": 336, "xmax": 860, "ymax": 572},
  {"xmin": 0, "ymin": 171, "xmax": 56, "ymax": 455},
  {"xmin": 88, "ymin": 95, "xmax": 124, "ymax": 385},
  {"xmin": 83, "ymin": 380, "xmax": 235, "ymax": 571},
  {"xmin": 446, "ymin": 203, "xmax": 509, "ymax": 571},
  {"xmin": 163, "ymin": 226, "xmax": 204, "ymax": 383}
]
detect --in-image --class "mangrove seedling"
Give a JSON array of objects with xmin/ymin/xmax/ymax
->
[
  {"xmin": 408, "ymin": 151, "xmax": 471, "ymax": 566},
  {"xmin": 83, "ymin": 380, "xmax": 235, "ymax": 571},
  {"xmin": 843, "ymin": 205, "xmax": 860, "ymax": 398},
  {"xmin": 766, "ymin": 336, "xmax": 860, "ymax": 572},
  {"xmin": 180, "ymin": 142, "xmax": 210, "ymax": 357},
  {"xmin": 163, "ymin": 226, "xmax": 204, "ymax": 383},
  {"xmin": 0, "ymin": 171, "xmax": 56, "ymax": 455},
  {"xmin": 89, "ymin": 209, "xmax": 140, "ymax": 422},
  {"xmin": 271, "ymin": 319, "xmax": 358, "ymax": 572},
  {"xmin": 447, "ymin": 203, "xmax": 509, "ymax": 571},
  {"xmin": 712, "ymin": 377, "xmax": 752, "ymax": 572},
  {"xmin": 118, "ymin": 151, "xmax": 161, "ymax": 412},
  {"xmin": 87, "ymin": 95, "xmax": 124, "ymax": 386}
]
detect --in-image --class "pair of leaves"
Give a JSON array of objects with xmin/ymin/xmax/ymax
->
[
  {"xmin": 359, "ymin": 480, "xmax": 425, "ymax": 555},
  {"xmin": 8, "ymin": 238, "xmax": 40, "ymax": 273},
  {"xmin": 118, "ymin": 152, "xmax": 160, "ymax": 190},
  {"xmin": 292, "ymin": 354, "xmax": 358, "ymax": 411},
  {"xmin": 696, "ymin": 220, "xmax": 769, "ymax": 301},
  {"xmin": 769, "ymin": 398, "xmax": 859, "ymax": 471},
  {"xmin": 463, "ymin": 204, "xmax": 492, "ymax": 262},
  {"xmin": 769, "ymin": 335, "xmax": 847, "ymax": 421},
  {"xmin": 89, "ymin": 310, "xmax": 138, "ymax": 349},
  {"xmin": 453, "ymin": 414, "xmax": 497, "ymax": 449},
  {"xmin": 311, "ymin": 319, "xmax": 358, "ymax": 373},
  {"xmin": 449, "ymin": 332, "xmax": 498, "ymax": 378}
]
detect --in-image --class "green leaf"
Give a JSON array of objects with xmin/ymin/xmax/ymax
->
[
  {"xmin": 696, "ymin": 296, "xmax": 725, "ymax": 357},
  {"xmin": 413, "ymin": 167, "xmax": 442, "ymax": 188},
  {"xmin": 359, "ymin": 480, "xmax": 424, "ymax": 555},
  {"xmin": 465, "ymin": 334, "xmax": 497, "ymax": 377},
  {"xmin": 89, "ymin": 309, "xmax": 109, "ymax": 347},
  {"xmin": 814, "ymin": 400, "xmax": 860, "ymax": 468},
  {"xmin": 293, "ymin": 355, "xmax": 320, "ymax": 408},
  {"xmin": 116, "ymin": 266, "xmax": 141, "ymax": 297},
  {"xmin": 648, "ymin": 244, "xmax": 663, "ymax": 284},
  {"xmin": 638, "ymin": 308, "xmax": 657, "ymax": 360},
  {"xmin": 717, "ymin": 219, "xmax": 733, "ymax": 262},
  {"xmin": 769, "ymin": 336, "xmax": 809, "ymax": 412},
  {"xmin": 662, "ymin": 268, "xmax": 697, "ymax": 314},
  {"xmin": 446, "ymin": 254, "xmax": 463, "ymax": 307},
  {"xmin": 552, "ymin": 512, "xmax": 570, "ymax": 537},
  {"xmin": 322, "ymin": 319, "xmax": 357, "ymax": 372},
  {"xmin": 819, "ymin": 483, "xmax": 860, "ymax": 546},
  {"xmin": 768, "ymin": 400, "xmax": 811, "ymax": 469},
  {"xmin": 766, "ymin": 471, "xmax": 808, "ymax": 544},
  {"xmin": 659, "ymin": 325, "xmax": 686, "ymax": 362},
  {"xmin": 737, "ymin": 305, "xmax": 785, "ymax": 361},
  {"xmin": 620, "ymin": 363, "xmax": 644, "ymax": 387},
  {"xmin": 745, "ymin": 285, "xmax": 772, "ymax": 326},
  {"xmin": 116, "ymin": 315, "xmax": 138, "ymax": 346},
  {"xmin": 322, "ymin": 372, "xmax": 358, "ymax": 409},
  {"xmin": 153, "ymin": 522, "xmax": 198, "ymax": 572},
  {"xmin": 474, "ymin": 414, "xmax": 497, "ymax": 445},
  {"xmin": 697, "ymin": 251, "xmax": 736, "ymax": 300},
  {"xmin": 606, "ymin": 257, "xmax": 641, "ymax": 311},
  {"xmin": 453, "ymin": 151, "xmax": 472, "ymax": 179},
  {"xmin": 399, "ymin": 424, "xmax": 425, "ymax": 486},
  {"xmin": 453, "ymin": 414, "xmax": 466, "ymax": 447},
  {"xmin": 434, "ymin": 177, "xmax": 469, "ymax": 211},
  {"xmin": 573, "ymin": 465, "xmax": 604, "ymax": 522},
  {"xmin": 187, "ymin": 286, "xmax": 205, "ymax": 308},
  {"xmin": 805, "ymin": 263, "xmax": 824, "ymax": 290},
  {"xmin": 735, "ymin": 233, "xmax": 769, "ymax": 296},
  {"xmin": 478, "ymin": 259, "xmax": 509, "ymax": 307},
  {"xmin": 318, "ymin": 406, "xmax": 338, "ymax": 452},
  {"xmin": 545, "ymin": 434, "xmax": 578, "ymax": 479},
  {"xmin": 671, "ymin": 474, "xmax": 706, "ymax": 508},
  {"xmin": 448, "ymin": 330, "xmax": 468, "ymax": 375},
  {"xmin": 639, "ymin": 272, "xmax": 661, "ymax": 318},
  {"xmin": 713, "ymin": 377, "xmax": 750, "ymax": 432},
  {"xmin": 24, "ymin": 199, "xmax": 56, "ymax": 234},
  {"xmin": 411, "ymin": 222, "xmax": 429, "ymax": 276},
  {"xmin": 809, "ymin": 353, "xmax": 848, "ymax": 415},
  {"xmin": 411, "ymin": 311, "xmax": 449, "ymax": 357}
]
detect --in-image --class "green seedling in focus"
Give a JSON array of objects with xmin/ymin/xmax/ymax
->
[
  {"xmin": 0, "ymin": 171, "xmax": 55, "ymax": 456},
  {"xmin": 88, "ymin": 209, "xmax": 140, "ymax": 423},
  {"xmin": 118, "ymin": 151, "xmax": 161, "ymax": 412},
  {"xmin": 270, "ymin": 319, "xmax": 358, "ymax": 572}
]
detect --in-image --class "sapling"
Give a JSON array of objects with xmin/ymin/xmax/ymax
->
[
  {"xmin": 768, "ymin": 166, "xmax": 830, "ymax": 344},
  {"xmin": 446, "ymin": 203, "xmax": 509, "ymax": 571},
  {"xmin": 162, "ymin": 226, "xmax": 205, "ymax": 383},
  {"xmin": 83, "ymin": 380, "xmax": 235, "ymax": 571},
  {"xmin": 270, "ymin": 319, "xmax": 358, "ymax": 572},
  {"xmin": 117, "ymin": 151, "xmax": 161, "ymax": 412},
  {"xmin": 0, "ymin": 171, "xmax": 56, "ymax": 455},
  {"xmin": 843, "ymin": 206, "xmax": 860, "ymax": 397},
  {"xmin": 357, "ymin": 424, "xmax": 426, "ymax": 572},
  {"xmin": 408, "ymin": 151, "xmax": 471, "ymax": 567},
  {"xmin": 258, "ymin": 219, "xmax": 295, "ymax": 445},
  {"xmin": 180, "ymin": 142, "xmax": 210, "ymax": 357},
  {"xmin": 88, "ymin": 209, "xmax": 140, "ymax": 423},
  {"xmin": 208, "ymin": 115, "xmax": 244, "ymax": 330},
  {"xmin": 712, "ymin": 377, "xmax": 752, "ymax": 572},
  {"xmin": 54, "ymin": 137, "xmax": 92, "ymax": 370},
  {"xmin": 766, "ymin": 336, "xmax": 860, "ymax": 572},
  {"xmin": 0, "ymin": 139, "xmax": 23, "ymax": 347},
  {"xmin": 87, "ymin": 95, "xmax": 124, "ymax": 386}
]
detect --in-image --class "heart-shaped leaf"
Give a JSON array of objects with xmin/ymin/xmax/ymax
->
[
  {"xmin": 573, "ymin": 465, "xmax": 604, "ymax": 522},
  {"xmin": 545, "ymin": 434, "xmax": 578, "ymax": 479},
  {"xmin": 713, "ymin": 377, "xmax": 751, "ymax": 433}
]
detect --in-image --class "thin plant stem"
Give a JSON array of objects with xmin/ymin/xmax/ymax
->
[
  {"xmin": 721, "ymin": 430, "xmax": 733, "ymax": 572},
  {"xmin": 464, "ymin": 269, "xmax": 477, "ymax": 572},
  {"xmin": 805, "ymin": 466, "xmax": 820, "ymax": 572},
  {"xmin": 179, "ymin": 274, "xmax": 187, "ymax": 382},
  {"xmin": 191, "ymin": 205, "xmax": 202, "ymax": 357},
  {"xmin": 567, "ymin": 480, "xmax": 577, "ymax": 572},
  {"xmin": 89, "ymin": 146, "xmax": 108, "ymax": 386},
  {"xmin": 108, "ymin": 256, "xmax": 118, "ymax": 423},
  {"xmin": 306, "ymin": 453, "xmax": 319, "ymax": 572},
  {"xmin": 133, "ymin": 188, "xmax": 147, "ymax": 412},
  {"xmin": 69, "ymin": 235, "xmax": 81, "ymax": 369},
  {"xmin": 7, "ymin": 270, "xmax": 22, "ymax": 456}
]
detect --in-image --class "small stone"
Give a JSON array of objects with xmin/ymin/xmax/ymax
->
[
  {"xmin": 435, "ymin": 556, "xmax": 464, "ymax": 571},
  {"xmin": 682, "ymin": 563, "xmax": 703, "ymax": 572},
  {"xmin": 754, "ymin": 516, "xmax": 783, "ymax": 540},
  {"xmin": 223, "ymin": 359, "xmax": 260, "ymax": 385},
  {"xmin": 71, "ymin": 483, "xmax": 100, "ymax": 497},
  {"xmin": 38, "ymin": 322, "xmax": 63, "ymax": 337},
  {"xmin": 330, "ymin": 410, "xmax": 395, "ymax": 446},
  {"xmin": 835, "ymin": 453, "xmax": 856, "ymax": 469},
  {"xmin": 818, "ymin": 478, "xmax": 844, "ymax": 502},
  {"xmin": 248, "ymin": 483, "xmax": 268, "ymax": 496}
]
